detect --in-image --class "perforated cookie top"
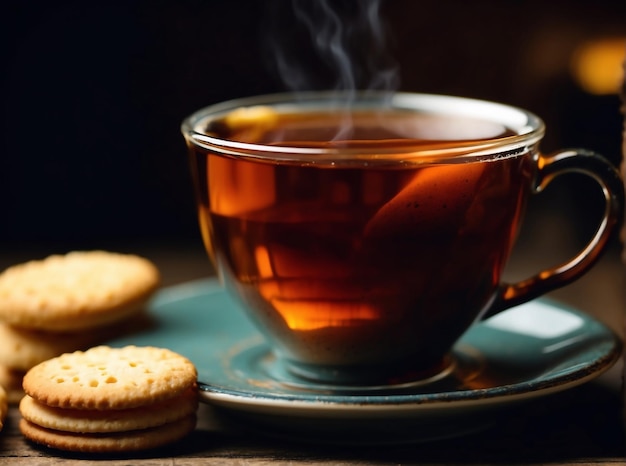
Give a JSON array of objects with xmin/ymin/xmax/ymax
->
[
  {"xmin": 0, "ymin": 251, "xmax": 159, "ymax": 331},
  {"xmin": 23, "ymin": 345, "xmax": 198, "ymax": 410}
]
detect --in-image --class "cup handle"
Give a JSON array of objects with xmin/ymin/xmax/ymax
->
[{"xmin": 482, "ymin": 149, "xmax": 624, "ymax": 319}]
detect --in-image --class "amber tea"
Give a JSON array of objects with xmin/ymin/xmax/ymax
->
[
  {"xmin": 183, "ymin": 92, "xmax": 622, "ymax": 386},
  {"xmin": 189, "ymin": 107, "xmax": 531, "ymax": 379}
]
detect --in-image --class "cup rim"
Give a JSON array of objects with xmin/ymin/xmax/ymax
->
[{"xmin": 181, "ymin": 91, "xmax": 545, "ymax": 165}]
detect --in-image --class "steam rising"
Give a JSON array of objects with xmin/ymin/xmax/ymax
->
[{"xmin": 266, "ymin": 0, "xmax": 399, "ymax": 99}]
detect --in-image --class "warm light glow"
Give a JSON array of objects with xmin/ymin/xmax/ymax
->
[
  {"xmin": 270, "ymin": 297, "xmax": 380, "ymax": 331},
  {"xmin": 257, "ymin": 278, "xmax": 381, "ymax": 331},
  {"xmin": 254, "ymin": 246, "xmax": 274, "ymax": 278},
  {"xmin": 571, "ymin": 37, "xmax": 625, "ymax": 95}
]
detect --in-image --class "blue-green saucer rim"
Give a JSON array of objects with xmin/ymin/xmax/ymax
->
[
  {"xmin": 197, "ymin": 337, "xmax": 621, "ymax": 406},
  {"xmin": 112, "ymin": 278, "xmax": 623, "ymax": 408}
]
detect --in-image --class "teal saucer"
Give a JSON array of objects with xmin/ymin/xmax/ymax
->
[{"xmin": 106, "ymin": 278, "xmax": 622, "ymax": 445}]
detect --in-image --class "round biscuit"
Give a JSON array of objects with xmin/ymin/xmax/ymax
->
[
  {"xmin": 0, "ymin": 312, "xmax": 152, "ymax": 372},
  {"xmin": 0, "ymin": 251, "xmax": 159, "ymax": 331},
  {"xmin": 19, "ymin": 388, "xmax": 198, "ymax": 433},
  {"xmin": 23, "ymin": 345, "xmax": 197, "ymax": 410},
  {"xmin": 19, "ymin": 414, "xmax": 196, "ymax": 453},
  {"xmin": 0, "ymin": 385, "xmax": 7, "ymax": 431},
  {"xmin": 0, "ymin": 323, "xmax": 104, "ymax": 372},
  {"xmin": 0, "ymin": 365, "xmax": 25, "ymax": 404}
]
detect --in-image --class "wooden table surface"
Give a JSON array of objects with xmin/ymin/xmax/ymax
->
[{"xmin": 0, "ymin": 242, "xmax": 624, "ymax": 465}]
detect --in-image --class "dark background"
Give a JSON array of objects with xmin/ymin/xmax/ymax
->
[{"xmin": 1, "ymin": 0, "xmax": 624, "ymax": 260}]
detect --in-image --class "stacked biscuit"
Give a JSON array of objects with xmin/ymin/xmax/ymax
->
[
  {"xmin": 0, "ymin": 251, "xmax": 160, "ymax": 403},
  {"xmin": 0, "ymin": 385, "xmax": 7, "ymax": 432},
  {"xmin": 19, "ymin": 345, "xmax": 198, "ymax": 453}
]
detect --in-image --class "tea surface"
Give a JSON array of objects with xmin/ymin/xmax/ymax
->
[
  {"xmin": 204, "ymin": 107, "xmax": 517, "ymax": 149},
  {"xmin": 189, "ymin": 109, "xmax": 533, "ymax": 375}
]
